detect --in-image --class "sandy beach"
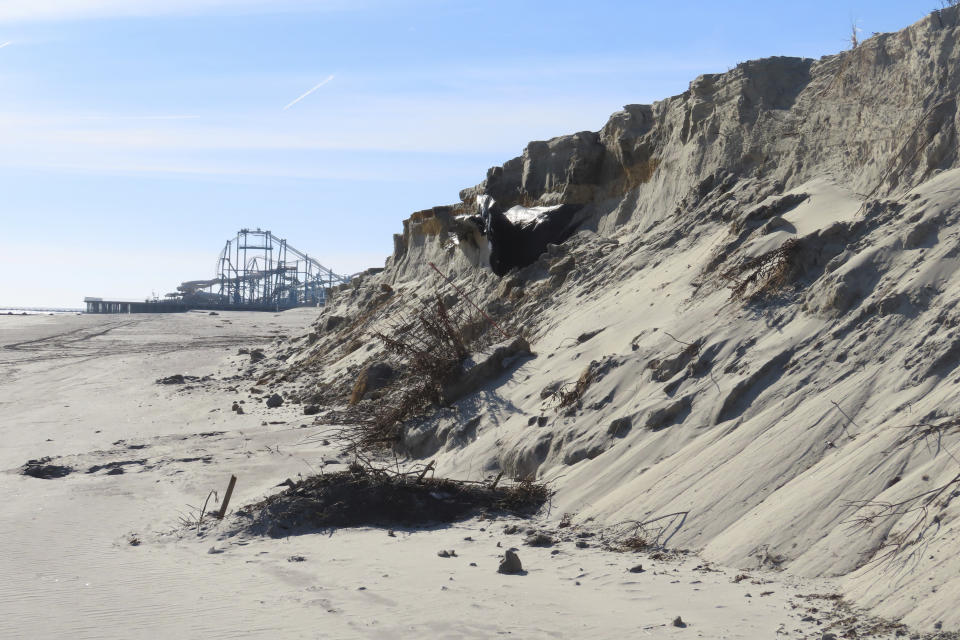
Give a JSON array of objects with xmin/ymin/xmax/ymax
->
[
  {"xmin": 1, "ymin": 310, "xmax": 870, "ymax": 640},
  {"xmin": 6, "ymin": 7, "xmax": 960, "ymax": 639}
]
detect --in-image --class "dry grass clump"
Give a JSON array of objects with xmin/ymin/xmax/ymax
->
[
  {"xmin": 547, "ymin": 357, "xmax": 619, "ymax": 411},
  {"xmin": 722, "ymin": 238, "xmax": 803, "ymax": 301},
  {"xmin": 891, "ymin": 415, "xmax": 960, "ymax": 448},
  {"xmin": 619, "ymin": 535, "xmax": 650, "ymax": 551}
]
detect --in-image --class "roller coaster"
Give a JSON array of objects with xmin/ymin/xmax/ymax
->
[{"xmin": 174, "ymin": 229, "xmax": 352, "ymax": 309}]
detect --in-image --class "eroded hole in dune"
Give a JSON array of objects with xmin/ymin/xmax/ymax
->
[{"xmin": 476, "ymin": 197, "xmax": 585, "ymax": 276}]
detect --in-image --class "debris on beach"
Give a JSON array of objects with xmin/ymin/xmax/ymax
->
[
  {"xmin": 20, "ymin": 457, "xmax": 73, "ymax": 479},
  {"xmin": 230, "ymin": 464, "xmax": 549, "ymax": 537},
  {"xmin": 156, "ymin": 374, "xmax": 210, "ymax": 385},
  {"xmin": 498, "ymin": 549, "xmax": 524, "ymax": 575},
  {"xmin": 524, "ymin": 531, "xmax": 555, "ymax": 547}
]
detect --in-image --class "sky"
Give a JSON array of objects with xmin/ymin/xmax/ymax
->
[{"xmin": 0, "ymin": 0, "xmax": 944, "ymax": 307}]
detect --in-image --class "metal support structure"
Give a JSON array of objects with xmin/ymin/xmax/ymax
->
[{"xmin": 175, "ymin": 228, "xmax": 351, "ymax": 310}]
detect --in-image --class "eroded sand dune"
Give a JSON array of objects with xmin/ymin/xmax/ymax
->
[
  {"xmin": 7, "ymin": 6, "xmax": 960, "ymax": 638},
  {"xmin": 232, "ymin": 7, "xmax": 960, "ymax": 634}
]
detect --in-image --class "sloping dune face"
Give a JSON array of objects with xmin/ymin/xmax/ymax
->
[{"xmin": 270, "ymin": 7, "xmax": 960, "ymax": 629}]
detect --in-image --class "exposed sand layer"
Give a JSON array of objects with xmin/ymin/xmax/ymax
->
[{"xmin": 0, "ymin": 312, "xmax": 906, "ymax": 639}]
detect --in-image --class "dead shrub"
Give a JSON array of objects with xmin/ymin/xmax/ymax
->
[
  {"xmin": 339, "ymin": 293, "xmax": 501, "ymax": 449},
  {"xmin": 376, "ymin": 295, "xmax": 469, "ymax": 397},
  {"xmin": 232, "ymin": 461, "xmax": 550, "ymax": 536},
  {"xmin": 499, "ymin": 478, "xmax": 552, "ymax": 512},
  {"xmin": 557, "ymin": 363, "xmax": 597, "ymax": 409}
]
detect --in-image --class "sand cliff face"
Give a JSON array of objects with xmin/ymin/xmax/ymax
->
[
  {"xmin": 270, "ymin": 7, "xmax": 960, "ymax": 630},
  {"xmin": 390, "ymin": 7, "xmax": 959, "ymax": 283},
  {"xmin": 473, "ymin": 11, "xmax": 957, "ymax": 232}
]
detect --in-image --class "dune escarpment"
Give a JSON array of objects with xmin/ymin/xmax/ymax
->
[{"xmin": 260, "ymin": 7, "xmax": 960, "ymax": 630}]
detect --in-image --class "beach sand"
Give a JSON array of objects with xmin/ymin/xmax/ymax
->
[{"xmin": 0, "ymin": 311, "xmax": 891, "ymax": 639}]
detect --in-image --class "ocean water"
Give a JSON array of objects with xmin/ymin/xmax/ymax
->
[{"xmin": 0, "ymin": 307, "xmax": 83, "ymax": 315}]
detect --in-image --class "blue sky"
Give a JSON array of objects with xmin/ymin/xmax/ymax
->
[{"xmin": 0, "ymin": 0, "xmax": 941, "ymax": 307}]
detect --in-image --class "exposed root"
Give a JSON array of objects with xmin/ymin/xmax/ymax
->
[
  {"xmin": 844, "ymin": 471, "xmax": 960, "ymax": 568},
  {"xmin": 846, "ymin": 415, "xmax": 960, "ymax": 567}
]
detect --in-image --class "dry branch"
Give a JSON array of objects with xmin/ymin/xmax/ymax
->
[
  {"xmin": 844, "ymin": 415, "xmax": 960, "ymax": 567},
  {"xmin": 607, "ymin": 511, "xmax": 690, "ymax": 551},
  {"xmin": 844, "ymin": 471, "xmax": 960, "ymax": 567}
]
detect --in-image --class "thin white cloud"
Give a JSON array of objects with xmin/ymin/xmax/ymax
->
[
  {"xmin": 0, "ymin": 42, "xmax": 11, "ymax": 49},
  {"xmin": 0, "ymin": 95, "xmax": 610, "ymax": 154},
  {"xmin": 0, "ymin": 0, "xmax": 370, "ymax": 22},
  {"xmin": 283, "ymin": 75, "xmax": 335, "ymax": 111}
]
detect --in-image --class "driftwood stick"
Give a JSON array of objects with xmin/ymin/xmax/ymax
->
[
  {"xmin": 831, "ymin": 400, "xmax": 859, "ymax": 437},
  {"xmin": 216, "ymin": 475, "xmax": 237, "ymax": 519},
  {"xmin": 417, "ymin": 460, "xmax": 435, "ymax": 483},
  {"xmin": 490, "ymin": 471, "xmax": 503, "ymax": 490}
]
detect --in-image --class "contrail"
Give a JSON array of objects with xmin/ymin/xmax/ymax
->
[
  {"xmin": 283, "ymin": 75, "xmax": 335, "ymax": 111},
  {"xmin": 80, "ymin": 114, "xmax": 201, "ymax": 121}
]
